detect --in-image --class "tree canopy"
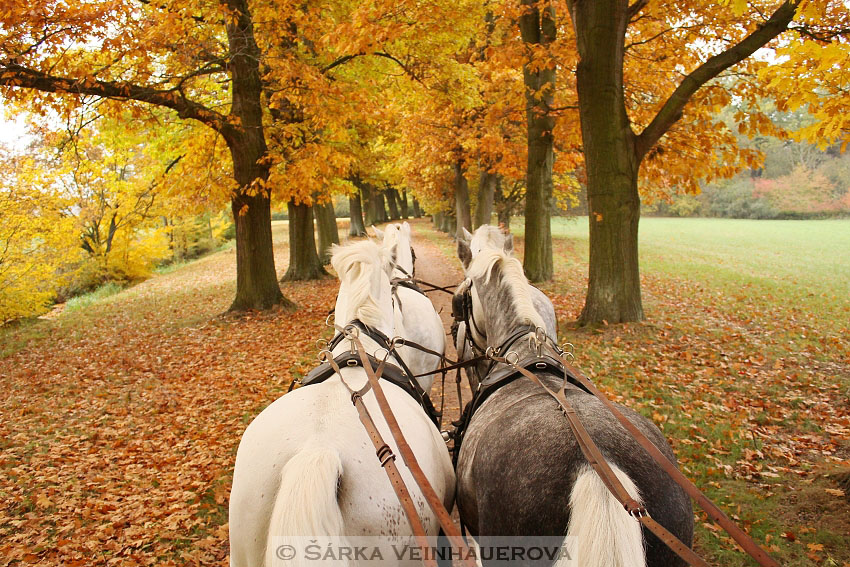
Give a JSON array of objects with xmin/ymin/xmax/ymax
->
[{"xmin": 1, "ymin": 0, "xmax": 848, "ymax": 322}]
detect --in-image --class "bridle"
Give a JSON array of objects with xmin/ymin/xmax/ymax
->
[{"xmin": 451, "ymin": 281, "xmax": 489, "ymax": 357}]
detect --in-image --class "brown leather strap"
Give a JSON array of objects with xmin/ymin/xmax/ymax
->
[
  {"xmin": 501, "ymin": 360, "xmax": 709, "ymax": 567},
  {"xmin": 540, "ymin": 343, "xmax": 781, "ymax": 567},
  {"xmin": 325, "ymin": 356, "xmax": 438, "ymax": 567},
  {"xmin": 352, "ymin": 337, "xmax": 478, "ymax": 567}
]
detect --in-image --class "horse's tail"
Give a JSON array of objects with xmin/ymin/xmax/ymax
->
[
  {"xmin": 265, "ymin": 447, "xmax": 349, "ymax": 567},
  {"xmin": 562, "ymin": 463, "xmax": 646, "ymax": 567}
]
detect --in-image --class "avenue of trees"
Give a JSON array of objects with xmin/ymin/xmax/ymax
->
[{"xmin": 1, "ymin": 0, "xmax": 848, "ymax": 324}]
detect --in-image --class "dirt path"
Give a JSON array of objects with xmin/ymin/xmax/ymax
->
[{"xmin": 407, "ymin": 227, "xmax": 474, "ymax": 430}]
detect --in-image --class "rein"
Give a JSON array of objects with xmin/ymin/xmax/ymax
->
[
  {"xmin": 321, "ymin": 329, "xmax": 477, "ymax": 567},
  {"xmin": 467, "ymin": 328, "xmax": 780, "ymax": 567}
]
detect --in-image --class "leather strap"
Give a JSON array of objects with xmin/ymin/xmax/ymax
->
[
  {"xmin": 499, "ymin": 359, "xmax": 709, "ymax": 567},
  {"xmin": 539, "ymin": 343, "xmax": 780, "ymax": 567},
  {"xmin": 325, "ymin": 355, "xmax": 437, "ymax": 567},
  {"xmin": 352, "ymin": 337, "xmax": 478, "ymax": 567}
]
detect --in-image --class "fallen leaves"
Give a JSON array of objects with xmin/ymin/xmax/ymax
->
[{"xmin": 0, "ymin": 240, "xmax": 339, "ymax": 566}]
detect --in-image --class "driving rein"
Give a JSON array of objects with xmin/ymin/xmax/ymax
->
[{"xmin": 450, "ymin": 285, "xmax": 780, "ymax": 567}]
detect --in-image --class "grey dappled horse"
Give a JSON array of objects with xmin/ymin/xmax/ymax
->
[
  {"xmin": 452, "ymin": 246, "xmax": 693, "ymax": 567},
  {"xmin": 455, "ymin": 226, "xmax": 558, "ymax": 382}
]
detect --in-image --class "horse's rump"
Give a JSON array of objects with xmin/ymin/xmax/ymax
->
[{"xmin": 457, "ymin": 377, "xmax": 693, "ymax": 566}]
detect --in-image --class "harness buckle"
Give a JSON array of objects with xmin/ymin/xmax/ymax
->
[
  {"xmin": 346, "ymin": 358, "xmax": 358, "ymax": 367},
  {"xmin": 535, "ymin": 361, "xmax": 547, "ymax": 370},
  {"xmin": 504, "ymin": 351, "xmax": 520, "ymax": 366},
  {"xmin": 374, "ymin": 347, "xmax": 390, "ymax": 363}
]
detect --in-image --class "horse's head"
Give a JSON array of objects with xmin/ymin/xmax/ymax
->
[
  {"xmin": 330, "ymin": 239, "xmax": 395, "ymax": 338},
  {"xmin": 374, "ymin": 222, "xmax": 415, "ymax": 278},
  {"xmin": 457, "ymin": 224, "xmax": 513, "ymax": 270},
  {"xmin": 452, "ymin": 248, "xmax": 544, "ymax": 389}
]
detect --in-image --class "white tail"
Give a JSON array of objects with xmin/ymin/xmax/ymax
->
[
  {"xmin": 562, "ymin": 464, "xmax": 646, "ymax": 567},
  {"xmin": 264, "ymin": 447, "xmax": 350, "ymax": 567}
]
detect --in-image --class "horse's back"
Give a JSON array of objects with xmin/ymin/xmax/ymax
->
[
  {"xmin": 457, "ymin": 378, "xmax": 693, "ymax": 566},
  {"xmin": 230, "ymin": 375, "xmax": 454, "ymax": 565}
]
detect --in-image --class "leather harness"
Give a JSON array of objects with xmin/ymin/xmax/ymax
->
[
  {"xmin": 298, "ymin": 320, "xmax": 441, "ymax": 426},
  {"xmin": 450, "ymin": 286, "xmax": 781, "ymax": 567}
]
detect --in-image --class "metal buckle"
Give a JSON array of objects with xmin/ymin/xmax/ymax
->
[
  {"xmin": 344, "ymin": 324, "xmax": 359, "ymax": 354},
  {"xmin": 374, "ymin": 347, "xmax": 390, "ymax": 363}
]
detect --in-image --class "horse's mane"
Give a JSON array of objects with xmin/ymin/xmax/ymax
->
[
  {"xmin": 330, "ymin": 240, "xmax": 391, "ymax": 328},
  {"xmin": 466, "ymin": 248, "xmax": 545, "ymax": 329}
]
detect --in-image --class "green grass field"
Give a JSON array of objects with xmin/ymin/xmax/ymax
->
[{"xmin": 549, "ymin": 216, "xmax": 850, "ymax": 297}]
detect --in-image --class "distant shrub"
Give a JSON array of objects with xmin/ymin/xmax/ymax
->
[{"xmin": 702, "ymin": 177, "xmax": 779, "ymax": 219}]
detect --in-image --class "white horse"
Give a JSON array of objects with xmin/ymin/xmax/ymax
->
[
  {"xmin": 229, "ymin": 239, "xmax": 454, "ymax": 567},
  {"xmin": 373, "ymin": 222, "xmax": 446, "ymax": 389}
]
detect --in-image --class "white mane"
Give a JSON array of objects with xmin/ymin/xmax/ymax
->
[
  {"xmin": 330, "ymin": 240, "xmax": 392, "ymax": 328},
  {"xmin": 466, "ymin": 248, "xmax": 545, "ymax": 329}
]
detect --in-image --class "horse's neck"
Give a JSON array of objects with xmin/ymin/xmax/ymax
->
[{"xmin": 396, "ymin": 242, "xmax": 413, "ymax": 275}]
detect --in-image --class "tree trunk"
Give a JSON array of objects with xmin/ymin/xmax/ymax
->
[
  {"xmin": 282, "ymin": 200, "xmax": 327, "ymax": 281},
  {"xmin": 400, "ymin": 189, "xmax": 409, "ymax": 219},
  {"xmin": 385, "ymin": 188, "xmax": 401, "ymax": 220},
  {"xmin": 223, "ymin": 0, "xmax": 290, "ymax": 311},
  {"xmin": 314, "ymin": 200, "xmax": 339, "ymax": 265},
  {"xmin": 454, "ymin": 159, "xmax": 472, "ymax": 238},
  {"xmin": 570, "ymin": 0, "xmax": 643, "ymax": 324},
  {"xmin": 433, "ymin": 211, "xmax": 444, "ymax": 230},
  {"xmin": 474, "ymin": 170, "xmax": 497, "ymax": 228},
  {"xmin": 229, "ymin": 191, "xmax": 288, "ymax": 309},
  {"xmin": 375, "ymin": 190, "xmax": 388, "ymax": 223},
  {"xmin": 519, "ymin": 0, "xmax": 556, "ymax": 282},
  {"xmin": 412, "ymin": 198, "xmax": 422, "ymax": 218},
  {"xmin": 445, "ymin": 214, "xmax": 457, "ymax": 236},
  {"xmin": 349, "ymin": 191, "xmax": 367, "ymax": 237}
]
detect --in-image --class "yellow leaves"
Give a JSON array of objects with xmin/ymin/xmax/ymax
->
[{"xmin": 823, "ymin": 488, "xmax": 844, "ymax": 497}]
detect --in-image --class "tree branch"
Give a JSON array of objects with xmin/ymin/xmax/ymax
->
[
  {"xmin": 0, "ymin": 63, "xmax": 228, "ymax": 133},
  {"xmin": 634, "ymin": 0, "xmax": 799, "ymax": 160}
]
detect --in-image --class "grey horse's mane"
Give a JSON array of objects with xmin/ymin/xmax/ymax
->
[{"xmin": 466, "ymin": 248, "xmax": 545, "ymax": 330}]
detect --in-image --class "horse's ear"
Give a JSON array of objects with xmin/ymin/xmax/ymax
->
[
  {"xmin": 372, "ymin": 225, "xmax": 384, "ymax": 240},
  {"xmin": 461, "ymin": 227, "xmax": 473, "ymax": 243},
  {"xmin": 458, "ymin": 237, "xmax": 472, "ymax": 269},
  {"xmin": 401, "ymin": 222, "xmax": 411, "ymax": 236},
  {"xmin": 503, "ymin": 233, "xmax": 513, "ymax": 254}
]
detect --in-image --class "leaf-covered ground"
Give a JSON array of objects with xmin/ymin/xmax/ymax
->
[
  {"xmin": 0, "ymin": 223, "xmax": 340, "ymax": 566},
  {"xmin": 2, "ymin": 218, "xmax": 848, "ymax": 567}
]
